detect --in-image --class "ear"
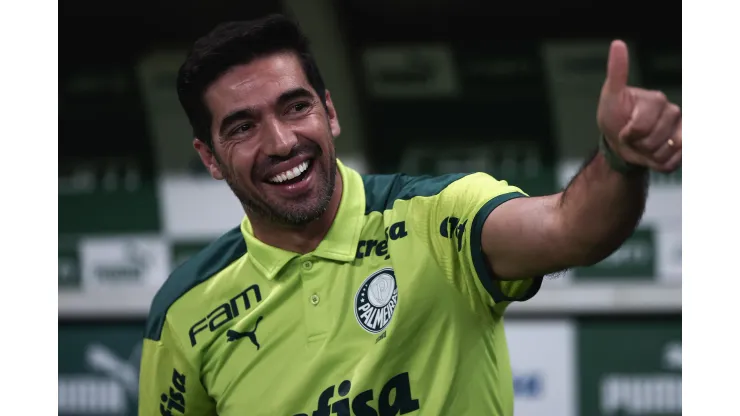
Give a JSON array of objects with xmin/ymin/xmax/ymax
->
[
  {"xmin": 324, "ymin": 90, "xmax": 341, "ymax": 138},
  {"xmin": 193, "ymin": 138, "xmax": 224, "ymax": 180}
]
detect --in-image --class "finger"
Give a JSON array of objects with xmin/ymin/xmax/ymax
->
[
  {"xmin": 619, "ymin": 91, "xmax": 668, "ymax": 142},
  {"xmin": 659, "ymin": 148, "xmax": 682, "ymax": 173},
  {"xmin": 604, "ymin": 40, "xmax": 630, "ymax": 94},
  {"xmin": 644, "ymin": 143, "xmax": 681, "ymax": 173},
  {"xmin": 673, "ymin": 119, "xmax": 682, "ymax": 147},
  {"xmin": 650, "ymin": 135, "xmax": 682, "ymax": 165},
  {"xmin": 633, "ymin": 103, "xmax": 681, "ymax": 157}
]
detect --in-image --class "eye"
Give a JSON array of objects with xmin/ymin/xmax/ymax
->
[
  {"xmin": 289, "ymin": 102, "xmax": 310, "ymax": 113},
  {"xmin": 230, "ymin": 123, "xmax": 253, "ymax": 136}
]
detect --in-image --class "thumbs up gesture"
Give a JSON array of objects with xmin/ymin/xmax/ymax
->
[{"xmin": 597, "ymin": 40, "xmax": 682, "ymax": 173}]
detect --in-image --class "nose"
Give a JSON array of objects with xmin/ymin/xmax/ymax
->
[{"xmin": 262, "ymin": 118, "xmax": 298, "ymax": 157}]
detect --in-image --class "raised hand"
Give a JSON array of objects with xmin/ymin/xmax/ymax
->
[{"xmin": 597, "ymin": 40, "xmax": 682, "ymax": 173}]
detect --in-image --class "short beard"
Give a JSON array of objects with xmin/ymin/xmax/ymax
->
[{"xmin": 221, "ymin": 150, "xmax": 337, "ymax": 228}]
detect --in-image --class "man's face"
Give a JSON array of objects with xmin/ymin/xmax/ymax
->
[{"xmin": 195, "ymin": 52, "xmax": 341, "ymax": 227}]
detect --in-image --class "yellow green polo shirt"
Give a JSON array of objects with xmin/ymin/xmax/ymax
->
[{"xmin": 139, "ymin": 160, "xmax": 543, "ymax": 416}]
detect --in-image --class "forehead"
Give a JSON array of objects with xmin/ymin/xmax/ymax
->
[{"xmin": 204, "ymin": 52, "xmax": 312, "ymax": 115}]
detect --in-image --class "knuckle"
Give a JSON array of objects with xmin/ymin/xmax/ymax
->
[
  {"xmin": 653, "ymin": 91, "xmax": 668, "ymax": 104},
  {"xmin": 650, "ymin": 142, "xmax": 666, "ymax": 154},
  {"xmin": 674, "ymin": 153, "xmax": 683, "ymax": 167},
  {"xmin": 669, "ymin": 103, "xmax": 681, "ymax": 116},
  {"xmin": 638, "ymin": 138, "xmax": 661, "ymax": 153},
  {"xmin": 666, "ymin": 155, "xmax": 682, "ymax": 171},
  {"xmin": 665, "ymin": 103, "xmax": 681, "ymax": 120},
  {"xmin": 631, "ymin": 124, "xmax": 652, "ymax": 138}
]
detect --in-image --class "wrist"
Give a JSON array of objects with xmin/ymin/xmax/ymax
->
[{"xmin": 598, "ymin": 135, "xmax": 643, "ymax": 174}]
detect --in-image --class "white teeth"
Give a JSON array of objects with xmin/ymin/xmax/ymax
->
[{"xmin": 269, "ymin": 161, "xmax": 310, "ymax": 183}]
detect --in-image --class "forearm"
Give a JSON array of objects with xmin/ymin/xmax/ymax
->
[{"xmin": 556, "ymin": 149, "xmax": 649, "ymax": 266}]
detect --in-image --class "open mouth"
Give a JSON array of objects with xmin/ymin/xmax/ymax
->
[{"xmin": 266, "ymin": 159, "xmax": 313, "ymax": 186}]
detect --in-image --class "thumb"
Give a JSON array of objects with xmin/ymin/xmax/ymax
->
[{"xmin": 604, "ymin": 40, "xmax": 630, "ymax": 94}]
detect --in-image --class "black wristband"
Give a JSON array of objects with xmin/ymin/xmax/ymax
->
[{"xmin": 599, "ymin": 135, "xmax": 642, "ymax": 174}]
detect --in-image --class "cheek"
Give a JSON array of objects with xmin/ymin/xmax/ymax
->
[
  {"xmin": 221, "ymin": 143, "xmax": 257, "ymax": 181},
  {"xmin": 296, "ymin": 115, "xmax": 333, "ymax": 143}
]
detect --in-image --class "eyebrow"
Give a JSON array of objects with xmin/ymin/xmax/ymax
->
[
  {"xmin": 218, "ymin": 108, "xmax": 255, "ymax": 137},
  {"xmin": 218, "ymin": 87, "xmax": 316, "ymax": 137},
  {"xmin": 275, "ymin": 87, "xmax": 314, "ymax": 107}
]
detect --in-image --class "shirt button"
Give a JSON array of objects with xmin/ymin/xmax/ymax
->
[
  {"xmin": 310, "ymin": 294, "xmax": 320, "ymax": 305},
  {"xmin": 302, "ymin": 260, "xmax": 313, "ymax": 270}
]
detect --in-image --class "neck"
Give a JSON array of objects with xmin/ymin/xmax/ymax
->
[{"xmin": 247, "ymin": 169, "xmax": 343, "ymax": 254}]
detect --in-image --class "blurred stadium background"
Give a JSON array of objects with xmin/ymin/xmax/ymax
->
[{"xmin": 58, "ymin": 0, "xmax": 681, "ymax": 415}]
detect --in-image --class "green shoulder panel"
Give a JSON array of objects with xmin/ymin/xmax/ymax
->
[
  {"xmin": 361, "ymin": 173, "xmax": 468, "ymax": 214},
  {"xmin": 144, "ymin": 226, "xmax": 247, "ymax": 341}
]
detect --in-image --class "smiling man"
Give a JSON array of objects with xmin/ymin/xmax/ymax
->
[{"xmin": 138, "ymin": 15, "xmax": 682, "ymax": 416}]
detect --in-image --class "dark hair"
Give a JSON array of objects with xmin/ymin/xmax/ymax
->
[{"xmin": 176, "ymin": 14, "xmax": 327, "ymax": 147}]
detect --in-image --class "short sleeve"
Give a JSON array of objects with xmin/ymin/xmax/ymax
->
[
  {"xmin": 138, "ymin": 321, "xmax": 216, "ymax": 416},
  {"xmin": 421, "ymin": 173, "xmax": 543, "ymax": 315}
]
